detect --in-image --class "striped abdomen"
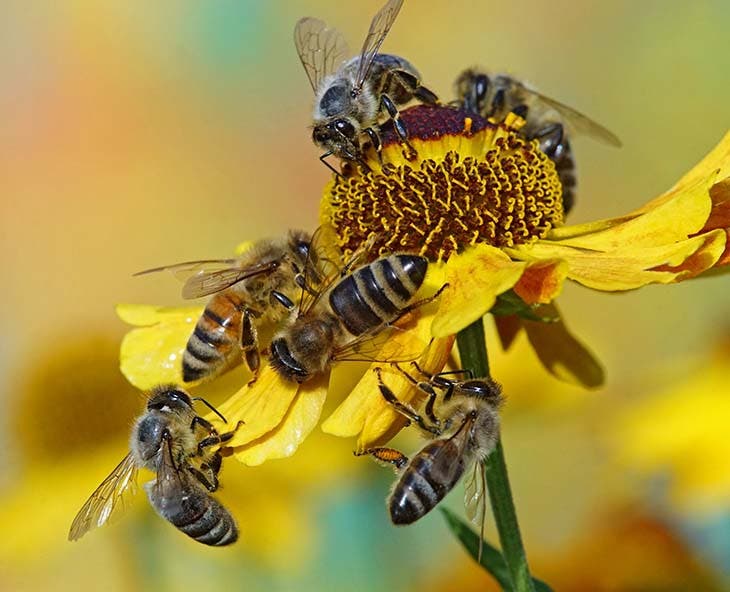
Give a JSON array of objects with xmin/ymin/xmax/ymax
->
[
  {"xmin": 388, "ymin": 438, "xmax": 468, "ymax": 525},
  {"xmin": 147, "ymin": 484, "xmax": 238, "ymax": 546},
  {"xmin": 328, "ymin": 254, "xmax": 427, "ymax": 337},
  {"xmin": 183, "ymin": 290, "xmax": 243, "ymax": 382}
]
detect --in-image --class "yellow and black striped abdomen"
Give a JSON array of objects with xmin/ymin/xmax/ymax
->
[
  {"xmin": 328, "ymin": 254, "xmax": 427, "ymax": 336},
  {"xmin": 183, "ymin": 290, "xmax": 244, "ymax": 382}
]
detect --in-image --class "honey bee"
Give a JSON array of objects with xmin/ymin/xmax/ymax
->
[
  {"xmin": 136, "ymin": 230, "xmax": 312, "ymax": 383},
  {"xmin": 269, "ymin": 249, "xmax": 443, "ymax": 383},
  {"xmin": 294, "ymin": 0, "xmax": 438, "ymax": 172},
  {"xmin": 359, "ymin": 364, "xmax": 502, "ymax": 528},
  {"xmin": 454, "ymin": 69, "xmax": 621, "ymax": 214},
  {"xmin": 69, "ymin": 385, "xmax": 241, "ymax": 546}
]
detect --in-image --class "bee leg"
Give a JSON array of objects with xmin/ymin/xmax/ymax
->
[
  {"xmin": 240, "ymin": 308, "xmax": 261, "ymax": 381},
  {"xmin": 487, "ymin": 88, "xmax": 505, "ymax": 119},
  {"xmin": 463, "ymin": 72, "xmax": 490, "ymax": 115},
  {"xmin": 388, "ymin": 69, "xmax": 440, "ymax": 106},
  {"xmin": 380, "ymin": 94, "xmax": 410, "ymax": 146},
  {"xmin": 531, "ymin": 122, "xmax": 565, "ymax": 160},
  {"xmin": 511, "ymin": 103, "xmax": 529, "ymax": 119},
  {"xmin": 319, "ymin": 151, "xmax": 343, "ymax": 177},
  {"xmin": 270, "ymin": 290, "xmax": 295, "ymax": 311},
  {"xmin": 196, "ymin": 420, "xmax": 244, "ymax": 456},
  {"xmin": 391, "ymin": 364, "xmax": 441, "ymax": 427},
  {"xmin": 188, "ymin": 465, "xmax": 218, "ymax": 492},
  {"xmin": 363, "ymin": 126, "xmax": 383, "ymax": 164},
  {"xmin": 375, "ymin": 368, "xmax": 441, "ymax": 435},
  {"xmin": 390, "ymin": 282, "xmax": 449, "ymax": 323},
  {"xmin": 355, "ymin": 447, "xmax": 409, "ymax": 472}
]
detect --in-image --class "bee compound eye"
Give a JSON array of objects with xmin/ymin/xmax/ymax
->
[
  {"xmin": 312, "ymin": 127, "xmax": 329, "ymax": 145},
  {"xmin": 334, "ymin": 119, "xmax": 355, "ymax": 139}
]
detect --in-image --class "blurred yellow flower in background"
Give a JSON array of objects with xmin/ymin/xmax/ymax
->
[{"xmin": 612, "ymin": 336, "xmax": 730, "ymax": 513}]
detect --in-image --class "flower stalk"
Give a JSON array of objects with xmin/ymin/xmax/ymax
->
[{"xmin": 456, "ymin": 319, "xmax": 536, "ymax": 592}]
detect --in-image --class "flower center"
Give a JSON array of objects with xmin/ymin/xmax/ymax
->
[{"xmin": 320, "ymin": 105, "xmax": 564, "ymax": 261}]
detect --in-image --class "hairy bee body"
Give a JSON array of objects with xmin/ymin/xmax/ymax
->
[
  {"xmin": 295, "ymin": 0, "xmax": 438, "ymax": 169},
  {"xmin": 270, "ymin": 254, "xmax": 429, "ymax": 383},
  {"xmin": 69, "ymin": 386, "xmax": 239, "ymax": 546},
  {"xmin": 362, "ymin": 369, "xmax": 502, "ymax": 525},
  {"xmin": 182, "ymin": 231, "xmax": 311, "ymax": 382},
  {"xmin": 454, "ymin": 69, "xmax": 620, "ymax": 214}
]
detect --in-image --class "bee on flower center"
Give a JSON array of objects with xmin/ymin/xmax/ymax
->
[
  {"xmin": 295, "ymin": 0, "xmax": 438, "ymax": 173},
  {"xmin": 453, "ymin": 69, "xmax": 621, "ymax": 213},
  {"xmin": 69, "ymin": 385, "xmax": 241, "ymax": 546}
]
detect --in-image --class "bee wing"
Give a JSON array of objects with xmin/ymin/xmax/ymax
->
[
  {"xmin": 464, "ymin": 461, "xmax": 486, "ymax": 524},
  {"xmin": 68, "ymin": 453, "xmax": 139, "ymax": 541},
  {"xmin": 332, "ymin": 323, "xmax": 432, "ymax": 365},
  {"xmin": 519, "ymin": 82, "xmax": 622, "ymax": 147},
  {"xmin": 294, "ymin": 17, "xmax": 350, "ymax": 92},
  {"xmin": 354, "ymin": 0, "xmax": 404, "ymax": 90},
  {"xmin": 134, "ymin": 259, "xmax": 280, "ymax": 299},
  {"xmin": 296, "ymin": 225, "xmax": 352, "ymax": 314}
]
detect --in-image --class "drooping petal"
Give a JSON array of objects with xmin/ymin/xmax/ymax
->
[
  {"xmin": 545, "ymin": 175, "xmax": 715, "ymax": 249},
  {"xmin": 117, "ymin": 303, "xmax": 203, "ymax": 390},
  {"xmin": 213, "ymin": 365, "xmax": 299, "ymax": 449},
  {"xmin": 521, "ymin": 303, "xmax": 605, "ymax": 389},
  {"xmin": 515, "ymin": 229, "xmax": 726, "ymax": 291},
  {"xmin": 431, "ymin": 244, "xmax": 526, "ymax": 338},
  {"xmin": 230, "ymin": 378, "xmax": 328, "ymax": 466}
]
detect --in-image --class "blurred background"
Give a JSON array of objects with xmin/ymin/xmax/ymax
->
[{"xmin": 2, "ymin": 1, "xmax": 730, "ymax": 590}]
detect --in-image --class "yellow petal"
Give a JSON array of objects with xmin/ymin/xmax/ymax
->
[
  {"xmin": 522, "ymin": 303, "xmax": 605, "ymax": 389},
  {"xmin": 231, "ymin": 378, "xmax": 328, "ymax": 466},
  {"xmin": 117, "ymin": 303, "xmax": 203, "ymax": 390},
  {"xmin": 321, "ymin": 311, "xmax": 454, "ymax": 447},
  {"xmin": 213, "ymin": 365, "xmax": 299, "ymax": 449},
  {"xmin": 431, "ymin": 244, "xmax": 526, "ymax": 338},
  {"xmin": 545, "ymin": 175, "xmax": 714, "ymax": 249},
  {"xmin": 518, "ymin": 230, "xmax": 726, "ymax": 291},
  {"xmin": 702, "ymin": 177, "xmax": 730, "ymax": 232}
]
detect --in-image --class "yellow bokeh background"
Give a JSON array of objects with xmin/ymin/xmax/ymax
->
[{"xmin": 3, "ymin": 1, "xmax": 730, "ymax": 590}]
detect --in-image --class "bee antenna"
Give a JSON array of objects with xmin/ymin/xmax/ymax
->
[{"xmin": 191, "ymin": 397, "xmax": 227, "ymax": 423}]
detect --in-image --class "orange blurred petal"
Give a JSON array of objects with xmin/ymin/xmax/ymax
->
[{"xmin": 513, "ymin": 258, "xmax": 568, "ymax": 304}]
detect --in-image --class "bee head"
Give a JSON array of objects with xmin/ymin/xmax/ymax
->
[
  {"xmin": 312, "ymin": 118, "xmax": 358, "ymax": 149},
  {"xmin": 146, "ymin": 385, "xmax": 193, "ymax": 414}
]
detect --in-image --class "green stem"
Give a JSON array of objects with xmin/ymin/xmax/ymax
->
[{"xmin": 456, "ymin": 319, "xmax": 535, "ymax": 592}]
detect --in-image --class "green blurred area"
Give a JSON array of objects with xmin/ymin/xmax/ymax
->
[{"xmin": 2, "ymin": 1, "xmax": 730, "ymax": 590}]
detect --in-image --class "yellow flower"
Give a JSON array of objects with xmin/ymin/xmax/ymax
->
[
  {"xmin": 119, "ymin": 104, "xmax": 729, "ymax": 468},
  {"xmin": 321, "ymin": 104, "xmax": 729, "ymax": 386},
  {"xmin": 611, "ymin": 338, "xmax": 730, "ymax": 513}
]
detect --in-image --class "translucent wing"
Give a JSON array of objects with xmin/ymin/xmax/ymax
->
[
  {"xmin": 68, "ymin": 453, "xmax": 139, "ymax": 541},
  {"xmin": 296, "ymin": 225, "xmax": 352, "ymax": 315},
  {"xmin": 134, "ymin": 259, "xmax": 280, "ymax": 299},
  {"xmin": 519, "ymin": 82, "xmax": 622, "ymax": 147},
  {"xmin": 464, "ymin": 461, "xmax": 485, "ymax": 523},
  {"xmin": 355, "ymin": 0, "xmax": 404, "ymax": 90},
  {"xmin": 332, "ymin": 320, "xmax": 432, "ymax": 365},
  {"xmin": 294, "ymin": 17, "xmax": 350, "ymax": 92}
]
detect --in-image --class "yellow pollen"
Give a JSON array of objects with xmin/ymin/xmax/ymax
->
[{"xmin": 321, "ymin": 105, "xmax": 564, "ymax": 262}]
